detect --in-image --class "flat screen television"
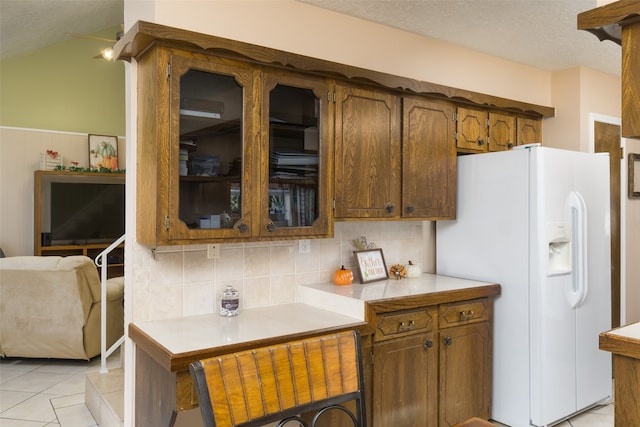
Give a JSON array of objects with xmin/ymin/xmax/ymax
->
[{"xmin": 40, "ymin": 173, "xmax": 125, "ymax": 245}]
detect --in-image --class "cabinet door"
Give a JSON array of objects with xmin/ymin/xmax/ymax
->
[
  {"xmin": 517, "ymin": 117, "xmax": 542, "ymax": 145},
  {"xmin": 373, "ymin": 333, "xmax": 438, "ymax": 427},
  {"xmin": 166, "ymin": 51, "xmax": 259, "ymax": 242},
  {"xmin": 261, "ymin": 70, "xmax": 332, "ymax": 238},
  {"xmin": 439, "ymin": 323, "xmax": 491, "ymax": 427},
  {"xmin": 456, "ymin": 107, "xmax": 488, "ymax": 152},
  {"xmin": 488, "ymin": 112, "xmax": 516, "ymax": 152},
  {"xmin": 402, "ymin": 97, "xmax": 456, "ymax": 219},
  {"xmin": 334, "ymin": 84, "xmax": 401, "ymax": 218}
]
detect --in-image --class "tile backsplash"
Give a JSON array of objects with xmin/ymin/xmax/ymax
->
[{"xmin": 129, "ymin": 221, "xmax": 434, "ymax": 321}]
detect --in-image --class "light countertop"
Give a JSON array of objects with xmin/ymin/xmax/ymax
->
[
  {"xmin": 129, "ymin": 274, "xmax": 499, "ymax": 371},
  {"xmin": 298, "ymin": 273, "xmax": 498, "ymax": 319},
  {"xmin": 130, "ymin": 303, "xmax": 364, "ymax": 356}
]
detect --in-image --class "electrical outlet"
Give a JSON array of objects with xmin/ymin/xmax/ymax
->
[
  {"xmin": 299, "ymin": 239, "xmax": 311, "ymax": 254},
  {"xmin": 207, "ymin": 244, "xmax": 220, "ymax": 259}
]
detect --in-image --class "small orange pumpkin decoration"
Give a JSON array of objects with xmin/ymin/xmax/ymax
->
[{"xmin": 333, "ymin": 265, "xmax": 354, "ymax": 286}]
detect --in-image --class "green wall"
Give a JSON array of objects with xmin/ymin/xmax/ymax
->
[{"xmin": 0, "ymin": 27, "xmax": 125, "ymax": 136}]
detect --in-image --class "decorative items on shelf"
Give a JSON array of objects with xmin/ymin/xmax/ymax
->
[
  {"xmin": 389, "ymin": 264, "xmax": 407, "ymax": 280},
  {"xmin": 88, "ymin": 134, "xmax": 119, "ymax": 171},
  {"xmin": 333, "ymin": 265, "xmax": 354, "ymax": 286},
  {"xmin": 354, "ymin": 247, "xmax": 389, "ymax": 284},
  {"xmin": 40, "ymin": 149, "xmax": 63, "ymax": 171},
  {"xmin": 405, "ymin": 260, "xmax": 421, "ymax": 278},
  {"xmin": 353, "ymin": 235, "xmax": 376, "ymax": 251}
]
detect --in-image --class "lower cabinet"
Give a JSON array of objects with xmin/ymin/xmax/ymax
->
[{"xmin": 369, "ymin": 298, "xmax": 493, "ymax": 427}]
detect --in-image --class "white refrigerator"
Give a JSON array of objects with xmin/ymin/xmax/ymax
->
[{"xmin": 436, "ymin": 145, "xmax": 612, "ymax": 427}]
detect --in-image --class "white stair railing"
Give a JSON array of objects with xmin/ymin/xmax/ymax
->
[{"xmin": 95, "ymin": 234, "xmax": 126, "ymax": 374}]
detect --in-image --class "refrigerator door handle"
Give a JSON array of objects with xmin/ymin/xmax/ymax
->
[{"xmin": 567, "ymin": 191, "xmax": 588, "ymax": 308}]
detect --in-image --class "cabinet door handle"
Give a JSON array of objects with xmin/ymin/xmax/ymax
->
[
  {"xmin": 459, "ymin": 310, "xmax": 475, "ymax": 321},
  {"xmin": 385, "ymin": 204, "xmax": 395, "ymax": 214},
  {"xmin": 443, "ymin": 336, "xmax": 453, "ymax": 346},
  {"xmin": 265, "ymin": 221, "xmax": 275, "ymax": 232},
  {"xmin": 477, "ymin": 139, "xmax": 485, "ymax": 146},
  {"xmin": 406, "ymin": 205, "xmax": 414, "ymax": 214},
  {"xmin": 423, "ymin": 339, "xmax": 433, "ymax": 349},
  {"xmin": 399, "ymin": 320, "xmax": 416, "ymax": 331},
  {"xmin": 236, "ymin": 222, "xmax": 248, "ymax": 233},
  {"xmin": 507, "ymin": 142, "xmax": 514, "ymax": 149}
]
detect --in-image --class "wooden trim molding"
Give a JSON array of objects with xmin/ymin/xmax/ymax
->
[{"xmin": 114, "ymin": 20, "xmax": 555, "ymax": 119}]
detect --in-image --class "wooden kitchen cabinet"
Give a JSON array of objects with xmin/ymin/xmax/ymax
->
[
  {"xmin": 439, "ymin": 299, "xmax": 492, "ymax": 426},
  {"xmin": 488, "ymin": 112, "xmax": 517, "ymax": 151},
  {"xmin": 135, "ymin": 47, "xmax": 332, "ymax": 246},
  {"xmin": 334, "ymin": 89, "xmax": 456, "ymax": 220},
  {"xmin": 369, "ymin": 297, "xmax": 494, "ymax": 427},
  {"xmin": 517, "ymin": 116, "xmax": 543, "ymax": 146},
  {"xmin": 334, "ymin": 83, "xmax": 402, "ymax": 219},
  {"xmin": 117, "ymin": 21, "xmax": 554, "ymax": 236},
  {"xmin": 456, "ymin": 107, "xmax": 489, "ymax": 153},
  {"xmin": 458, "ymin": 108, "xmax": 529, "ymax": 153},
  {"xmin": 402, "ymin": 97, "xmax": 456, "ymax": 219}
]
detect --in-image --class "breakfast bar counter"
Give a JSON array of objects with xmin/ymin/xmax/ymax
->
[
  {"xmin": 129, "ymin": 303, "xmax": 370, "ymax": 427},
  {"xmin": 599, "ymin": 322, "xmax": 640, "ymax": 426}
]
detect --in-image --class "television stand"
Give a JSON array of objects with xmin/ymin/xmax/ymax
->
[{"xmin": 34, "ymin": 170, "xmax": 125, "ymax": 279}]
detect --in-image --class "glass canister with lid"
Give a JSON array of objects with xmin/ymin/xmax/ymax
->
[{"xmin": 219, "ymin": 285, "xmax": 240, "ymax": 316}]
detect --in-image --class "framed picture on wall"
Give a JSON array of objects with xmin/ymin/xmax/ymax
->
[{"xmin": 88, "ymin": 134, "xmax": 119, "ymax": 170}]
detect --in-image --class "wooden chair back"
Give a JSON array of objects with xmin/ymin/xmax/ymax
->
[{"xmin": 189, "ymin": 330, "xmax": 366, "ymax": 427}]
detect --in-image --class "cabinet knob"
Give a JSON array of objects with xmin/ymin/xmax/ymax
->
[
  {"xmin": 443, "ymin": 336, "xmax": 453, "ymax": 346},
  {"xmin": 477, "ymin": 139, "xmax": 485, "ymax": 146},
  {"xmin": 507, "ymin": 142, "xmax": 514, "ymax": 149},
  {"xmin": 406, "ymin": 205, "xmax": 414, "ymax": 214},
  {"xmin": 423, "ymin": 339, "xmax": 433, "ymax": 349},
  {"xmin": 265, "ymin": 222, "xmax": 275, "ymax": 232},
  {"xmin": 236, "ymin": 222, "xmax": 248, "ymax": 233},
  {"xmin": 385, "ymin": 204, "xmax": 395, "ymax": 214}
]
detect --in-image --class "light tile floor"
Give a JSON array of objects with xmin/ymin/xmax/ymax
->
[
  {"xmin": 0, "ymin": 351, "xmax": 120, "ymax": 427},
  {"xmin": 0, "ymin": 349, "xmax": 614, "ymax": 427}
]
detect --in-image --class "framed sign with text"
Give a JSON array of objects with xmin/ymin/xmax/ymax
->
[{"xmin": 354, "ymin": 249, "xmax": 389, "ymax": 284}]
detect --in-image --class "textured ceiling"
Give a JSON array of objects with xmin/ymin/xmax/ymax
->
[
  {"xmin": 299, "ymin": 0, "xmax": 621, "ymax": 76},
  {"xmin": 0, "ymin": 0, "xmax": 621, "ymax": 77},
  {"xmin": 0, "ymin": 0, "xmax": 123, "ymax": 59}
]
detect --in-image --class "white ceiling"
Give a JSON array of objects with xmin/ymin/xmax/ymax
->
[{"xmin": 0, "ymin": 0, "xmax": 621, "ymax": 77}]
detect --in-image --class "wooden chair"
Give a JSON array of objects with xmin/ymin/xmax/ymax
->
[{"xmin": 189, "ymin": 330, "xmax": 366, "ymax": 427}]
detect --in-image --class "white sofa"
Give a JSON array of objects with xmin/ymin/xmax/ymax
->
[{"xmin": 0, "ymin": 255, "xmax": 124, "ymax": 360}]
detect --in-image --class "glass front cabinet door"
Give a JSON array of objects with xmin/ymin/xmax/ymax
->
[
  {"xmin": 167, "ymin": 52, "xmax": 258, "ymax": 242},
  {"xmin": 260, "ymin": 71, "xmax": 332, "ymax": 238},
  {"xmin": 136, "ymin": 47, "xmax": 332, "ymax": 245}
]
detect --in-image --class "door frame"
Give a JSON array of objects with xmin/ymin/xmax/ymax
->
[{"xmin": 589, "ymin": 113, "xmax": 627, "ymax": 325}]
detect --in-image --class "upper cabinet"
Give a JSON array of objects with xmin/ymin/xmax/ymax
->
[
  {"xmin": 456, "ymin": 107, "xmax": 540, "ymax": 153},
  {"xmin": 261, "ymin": 71, "xmax": 332, "ymax": 238},
  {"xmin": 116, "ymin": 21, "xmax": 555, "ymax": 243},
  {"xmin": 136, "ymin": 47, "xmax": 332, "ymax": 245},
  {"xmin": 516, "ymin": 117, "xmax": 542, "ymax": 146},
  {"xmin": 334, "ymin": 88, "xmax": 456, "ymax": 220},
  {"xmin": 402, "ymin": 97, "xmax": 456, "ymax": 219},
  {"xmin": 334, "ymin": 84, "xmax": 401, "ymax": 219}
]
